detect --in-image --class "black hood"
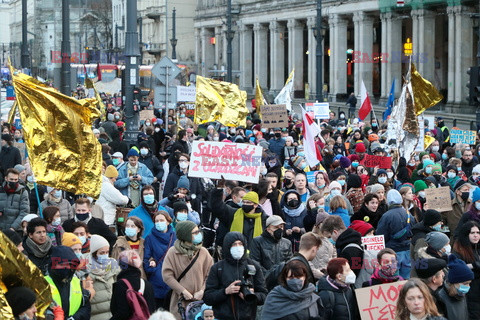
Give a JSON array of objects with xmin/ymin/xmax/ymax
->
[
  {"xmin": 335, "ymin": 228, "xmax": 362, "ymax": 251},
  {"xmin": 48, "ymin": 245, "xmax": 78, "ymax": 282},
  {"xmin": 223, "ymin": 232, "xmax": 247, "ymax": 263},
  {"xmin": 280, "ymin": 189, "xmax": 301, "ymax": 208}
]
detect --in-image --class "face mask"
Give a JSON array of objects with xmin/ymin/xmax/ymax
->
[
  {"xmin": 387, "ymin": 172, "xmax": 394, "ymax": 179},
  {"xmin": 261, "ymin": 168, "xmax": 268, "ymax": 175},
  {"xmin": 300, "ymin": 163, "xmax": 307, "ymax": 170},
  {"xmin": 213, "ymin": 137, "xmax": 219, "ymax": 141},
  {"xmin": 27, "ymin": 176, "xmax": 34, "ymax": 183},
  {"xmin": 461, "ymin": 191, "xmax": 470, "ymax": 201},
  {"xmin": 269, "ymin": 161, "xmax": 277, "ymax": 167},
  {"xmin": 273, "ymin": 228, "xmax": 283, "ymax": 241},
  {"xmin": 155, "ymin": 127, "xmax": 161, "ymax": 133},
  {"xmin": 457, "ymin": 166, "xmax": 462, "ymax": 172},
  {"xmin": 287, "ymin": 199, "xmax": 299, "ymax": 208},
  {"xmin": 261, "ymin": 128, "xmax": 267, "ymax": 133},
  {"xmin": 253, "ymin": 130, "xmax": 258, "ymax": 135},
  {"xmin": 75, "ymin": 252, "xmax": 83, "ymax": 260},
  {"xmin": 344, "ymin": 271, "xmax": 356, "ymax": 284},
  {"xmin": 338, "ymin": 180, "xmax": 345, "ymax": 186},
  {"xmin": 432, "ymin": 224, "xmax": 443, "ymax": 231},
  {"xmin": 408, "ymin": 161, "xmax": 416, "ymax": 167},
  {"xmin": 230, "ymin": 129, "xmax": 236, "ymax": 135},
  {"xmin": 78, "ymin": 236, "xmax": 87, "ymax": 245},
  {"xmin": 443, "ymin": 244, "xmax": 451, "ymax": 255},
  {"xmin": 447, "ymin": 172, "xmax": 456, "ymax": 179},
  {"xmin": 176, "ymin": 212, "xmax": 188, "ymax": 221},
  {"xmin": 330, "ymin": 189, "xmax": 341, "ymax": 197},
  {"xmin": 242, "ymin": 204, "xmax": 255, "ymax": 213},
  {"xmin": 97, "ymin": 254, "xmax": 109, "ymax": 262},
  {"xmin": 381, "ymin": 264, "xmax": 397, "ymax": 277},
  {"xmin": 317, "ymin": 205, "xmax": 325, "ymax": 211},
  {"xmin": 378, "ymin": 177, "xmax": 387, "ymax": 184},
  {"xmin": 432, "ymin": 146, "xmax": 439, "ymax": 152},
  {"xmin": 287, "ymin": 278, "xmax": 304, "ymax": 292},
  {"xmin": 145, "ymin": 122, "xmax": 151, "ymax": 126},
  {"xmin": 193, "ymin": 232, "xmax": 203, "ymax": 244},
  {"xmin": 115, "ymin": 115, "xmax": 120, "ymax": 120},
  {"xmin": 76, "ymin": 213, "xmax": 89, "ymax": 221},
  {"xmin": 297, "ymin": 152, "xmax": 305, "ymax": 157},
  {"xmin": 352, "ymin": 162, "xmax": 359, "ymax": 168},
  {"xmin": 143, "ymin": 194, "xmax": 155, "ymax": 204},
  {"xmin": 442, "ymin": 153, "xmax": 448, "ymax": 160},
  {"xmin": 179, "ymin": 162, "xmax": 189, "ymax": 169},
  {"xmin": 317, "ymin": 184, "xmax": 325, "ymax": 189},
  {"xmin": 52, "ymin": 218, "xmax": 61, "ymax": 226},
  {"xmin": 140, "ymin": 148, "xmax": 148, "ymax": 156},
  {"xmin": 230, "ymin": 246, "xmax": 244, "ymax": 260},
  {"xmin": 340, "ymin": 114, "xmax": 345, "ymax": 119},
  {"xmin": 155, "ymin": 221, "xmax": 167, "ymax": 232},
  {"xmin": 372, "ymin": 123, "xmax": 378, "ymax": 127},
  {"xmin": 112, "ymin": 158, "xmax": 120, "ymax": 166},
  {"xmin": 425, "ymin": 167, "xmax": 433, "ymax": 174},
  {"xmin": 8, "ymin": 181, "xmax": 20, "ymax": 190},
  {"xmin": 328, "ymin": 238, "xmax": 336, "ymax": 245},
  {"xmin": 284, "ymin": 178, "xmax": 292, "ymax": 185},
  {"xmin": 125, "ymin": 227, "xmax": 137, "ymax": 238},
  {"xmin": 180, "ymin": 114, "xmax": 186, "ymax": 118},
  {"xmin": 457, "ymin": 284, "xmax": 470, "ymax": 295},
  {"xmin": 418, "ymin": 191, "xmax": 426, "ymax": 198}
]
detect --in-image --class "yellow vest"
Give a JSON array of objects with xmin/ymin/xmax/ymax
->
[{"xmin": 45, "ymin": 275, "xmax": 83, "ymax": 316}]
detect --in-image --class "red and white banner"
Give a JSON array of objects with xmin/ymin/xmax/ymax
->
[
  {"xmin": 302, "ymin": 107, "xmax": 322, "ymax": 167},
  {"xmin": 358, "ymin": 80, "xmax": 372, "ymax": 120}
]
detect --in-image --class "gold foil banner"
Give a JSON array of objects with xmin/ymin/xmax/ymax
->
[
  {"xmin": 411, "ymin": 63, "xmax": 443, "ymax": 116},
  {"xmin": 7, "ymin": 101, "xmax": 17, "ymax": 125},
  {"xmin": 85, "ymin": 78, "xmax": 106, "ymax": 122},
  {"xmin": 9, "ymin": 64, "xmax": 102, "ymax": 198},
  {"xmin": 194, "ymin": 76, "xmax": 248, "ymax": 127},
  {"xmin": 255, "ymin": 77, "xmax": 266, "ymax": 119},
  {"xmin": 0, "ymin": 232, "xmax": 52, "ymax": 319}
]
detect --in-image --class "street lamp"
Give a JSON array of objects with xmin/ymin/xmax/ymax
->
[
  {"xmin": 170, "ymin": 8, "xmax": 177, "ymax": 60},
  {"xmin": 314, "ymin": 0, "xmax": 325, "ymax": 102}
]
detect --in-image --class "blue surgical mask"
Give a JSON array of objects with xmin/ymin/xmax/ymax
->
[
  {"xmin": 300, "ymin": 163, "xmax": 307, "ymax": 170},
  {"xmin": 425, "ymin": 167, "xmax": 433, "ymax": 174},
  {"xmin": 155, "ymin": 221, "xmax": 167, "ymax": 232},
  {"xmin": 97, "ymin": 254, "xmax": 109, "ymax": 262},
  {"xmin": 78, "ymin": 236, "xmax": 87, "ymax": 245},
  {"xmin": 230, "ymin": 245, "xmax": 244, "ymax": 260},
  {"xmin": 372, "ymin": 123, "xmax": 378, "ymax": 127},
  {"xmin": 53, "ymin": 190, "xmax": 62, "ymax": 198},
  {"xmin": 457, "ymin": 284, "xmax": 470, "ymax": 295},
  {"xmin": 193, "ymin": 232, "xmax": 203, "ymax": 244},
  {"xmin": 298, "ymin": 152, "xmax": 305, "ymax": 157},
  {"xmin": 317, "ymin": 205, "xmax": 325, "ymax": 211},
  {"xmin": 378, "ymin": 177, "xmax": 387, "ymax": 184},
  {"xmin": 177, "ymin": 212, "xmax": 188, "ymax": 221},
  {"xmin": 236, "ymin": 200, "xmax": 243, "ymax": 207},
  {"xmin": 442, "ymin": 153, "xmax": 448, "ymax": 160},
  {"xmin": 338, "ymin": 180, "xmax": 345, "ymax": 186},
  {"xmin": 432, "ymin": 224, "xmax": 443, "ymax": 232},
  {"xmin": 75, "ymin": 252, "xmax": 83, "ymax": 260},
  {"xmin": 143, "ymin": 194, "xmax": 155, "ymax": 204},
  {"xmin": 330, "ymin": 189, "xmax": 341, "ymax": 197},
  {"xmin": 328, "ymin": 238, "xmax": 336, "ymax": 245},
  {"xmin": 317, "ymin": 184, "xmax": 325, "ymax": 189},
  {"xmin": 51, "ymin": 218, "xmax": 61, "ymax": 226},
  {"xmin": 112, "ymin": 158, "xmax": 120, "ymax": 166},
  {"xmin": 352, "ymin": 162, "xmax": 359, "ymax": 168},
  {"xmin": 125, "ymin": 227, "xmax": 137, "ymax": 238}
]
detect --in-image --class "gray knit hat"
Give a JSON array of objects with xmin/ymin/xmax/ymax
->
[
  {"xmin": 176, "ymin": 221, "xmax": 196, "ymax": 242},
  {"xmin": 425, "ymin": 231, "xmax": 449, "ymax": 251}
]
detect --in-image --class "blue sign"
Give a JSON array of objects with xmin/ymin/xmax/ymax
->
[{"xmin": 6, "ymin": 86, "xmax": 15, "ymax": 100}]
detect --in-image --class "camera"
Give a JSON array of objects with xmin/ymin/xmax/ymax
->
[{"xmin": 238, "ymin": 264, "xmax": 257, "ymax": 303}]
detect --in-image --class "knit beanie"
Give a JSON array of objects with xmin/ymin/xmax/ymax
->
[
  {"xmin": 62, "ymin": 232, "xmax": 82, "ymax": 247},
  {"xmin": 473, "ymin": 164, "xmax": 480, "ymax": 175},
  {"xmin": 348, "ymin": 154, "xmax": 360, "ymax": 162},
  {"xmin": 377, "ymin": 169, "xmax": 387, "ymax": 177},
  {"xmin": 243, "ymin": 191, "xmax": 259, "ymax": 204},
  {"xmin": 425, "ymin": 232, "xmax": 449, "ymax": 251},
  {"xmin": 446, "ymin": 165, "xmax": 458, "ymax": 174},
  {"xmin": 177, "ymin": 176, "xmax": 190, "ymax": 190},
  {"xmin": 176, "ymin": 220, "xmax": 197, "ymax": 242},
  {"xmin": 14, "ymin": 164, "xmax": 26, "ymax": 173},
  {"xmin": 127, "ymin": 148, "xmax": 139, "ymax": 158},
  {"xmin": 316, "ymin": 210, "xmax": 330, "ymax": 226},
  {"xmin": 89, "ymin": 234, "xmax": 109, "ymax": 254},
  {"xmin": 104, "ymin": 165, "xmax": 119, "ymax": 178},
  {"xmin": 422, "ymin": 210, "xmax": 442, "ymax": 227},
  {"xmin": 349, "ymin": 220, "xmax": 374, "ymax": 237},
  {"xmin": 415, "ymin": 258, "xmax": 447, "ymax": 279},
  {"xmin": 355, "ymin": 143, "xmax": 366, "ymax": 153},
  {"xmin": 346, "ymin": 174, "xmax": 362, "ymax": 189},
  {"xmin": 447, "ymin": 254, "xmax": 474, "ymax": 284},
  {"xmin": 473, "ymin": 187, "xmax": 480, "ymax": 203},
  {"xmin": 414, "ymin": 180, "xmax": 428, "ymax": 193},
  {"xmin": 329, "ymin": 181, "xmax": 342, "ymax": 191},
  {"xmin": 432, "ymin": 163, "xmax": 442, "ymax": 174},
  {"xmin": 423, "ymin": 159, "xmax": 434, "ymax": 168},
  {"xmin": 419, "ymin": 151, "xmax": 429, "ymax": 160},
  {"xmin": 173, "ymin": 201, "xmax": 189, "ymax": 214},
  {"xmin": 292, "ymin": 155, "xmax": 305, "ymax": 168},
  {"xmin": 5, "ymin": 286, "xmax": 36, "ymax": 316},
  {"xmin": 368, "ymin": 184, "xmax": 384, "ymax": 195},
  {"xmin": 1, "ymin": 134, "xmax": 12, "ymax": 142},
  {"xmin": 386, "ymin": 189, "xmax": 402, "ymax": 206},
  {"xmin": 339, "ymin": 156, "xmax": 351, "ymax": 169}
]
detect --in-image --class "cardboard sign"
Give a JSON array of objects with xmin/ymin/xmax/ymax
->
[
  {"xmin": 355, "ymin": 280, "xmax": 407, "ymax": 320},
  {"xmin": 188, "ymin": 141, "xmax": 263, "ymax": 184},
  {"xmin": 450, "ymin": 128, "xmax": 476, "ymax": 145},
  {"xmin": 261, "ymin": 104, "xmax": 288, "ymax": 129},
  {"xmin": 425, "ymin": 186, "xmax": 453, "ymax": 212},
  {"xmin": 139, "ymin": 109, "xmax": 155, "ymax": 122},
  {"xmin": 361, "ymin": 154, "xmax": 392, "ymax": 169},
  {"xmin": 361, "ymin": 235, "xmax": 385, "ymax": 251},
  {"xmin": 305, "ymin": 102, "xmax": 330, "ymax": 119}
]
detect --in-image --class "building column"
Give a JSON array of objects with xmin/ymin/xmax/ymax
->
[
  {"xmin": 447, "ymin": 6, "xmax": 455, "ymax": 103},
  {"xmin": 200, "ymin": 28, "xmax": 209, "ymax": 76},
  {"xmin": 214, "ymin": 26, "xmax": 222, "ymax": 67},
  {"xmin": 254, "ymin": 23, "xmax": 268, "ymax": 88},
  {"xmin": 454, "ymin": 6, "xmax": 473, "ymax": 104},
  {"xmin": 239, "ymin": 23, "xmax": 253, "ymax": 90},
  {"xmin": 269, "ymin": 21, "xmax": 285, "ymax": 93},
  {"xmin": 380, "ymin": 13, "xmax": 388, "ymax": 98},
  {"xmin": 307, "ymin": 17, "xmax": 317, "ymax": 99},
  {"xmin": 288, "ymin": 19, "xmax": 304, "ymax": 92},
  {"xmin": 329, "ymin": 14, "xmax": 347, "ymax": 96},
  {"xmin": 353, "ymin": 13, "xmax": 361, "ymax": 96},
  {"xmin": 354, "ymin": 12, "xmax": 374, "ymax": 96},
  {"xmin": 381, "ymin": 12, "xmax": 402, "ymax": 98},
  {"xmin": 194, "ymin": 28, "xmax": 200, "ymax": 67},
  {"xmin": 412, "ymin": 9, "xmax": 436, "ymax": 82},
  {"xmin": 222, "ymin": 25, "xmax": 228, "ymax": 69}
]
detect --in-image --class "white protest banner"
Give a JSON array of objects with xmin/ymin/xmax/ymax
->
[
  {"xmin": 361, "ymin": 235, "xmax": 385, "ymax": 251},
  {"xmin": 305, "ymin": 102, "xmax": 330, "ymax": 119},
  {"xmin": 355, "ymin": 280, "xmax": 407, "ymax": 320},
  {"xmin": 188, "ymin": 141, "xmax": 263, "ymax": 184},
  {"xmin": 177, "ymin": 85, "xmax": 196, "ymax": 102}
]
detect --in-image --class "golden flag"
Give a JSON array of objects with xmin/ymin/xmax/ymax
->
[
  {"xmin": 85, "ymin": 78, "xmax": 106, "ymax": 121},
  {"xmin": 411, "ymin": 63, "xmax": 443, "ymax": 115},
  {"xmin": 0, "ymin": 232, "xmax": 52, "ymax": 319},
  {"xmin": 255, "ymin": 77, "xmax": 266, "ymax": 119},
  {"xmin": 424, "ymin": 135, "xmax": 436, "ymax": 150},
  {"xmin": 7, "ymin": 101, "xmax": 17, "ymax": 125},
  {"xmin": 8, "ymin": 63, "xmax": 102, "ymax": 198},
  {"xmin": 194, "ymin": 75, "xmax": 248, "ymax": 127}
]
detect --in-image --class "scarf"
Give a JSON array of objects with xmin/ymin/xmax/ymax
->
[
  {"xmin": 174, "ymin": 239, "xmax": 201, "ymax": 259},
  {"xmin": 46, "ymin": 224, "xmax": 64, "ymax": 246},
  {"xmin": 143, "ymin": 201, "xmax": 158, "ymax": 214},
  {"xmin": 26, "ymin": 237, "xmax": 52, "ymax": 258},
  {"xmin": 230, "ymin": 208, "xmax": 263, "ymax": 238},
  {"xmin": 371, "ymin": 268, "xmax": 403, "ymax": 284},
  {"xmin": 283, "ymin": 203, "xmax": 306, "ymax": 217},
  {"xmin": 261, "ymin": 284, "xmax": 319, "ymax": 320},
  {"xmin": 127, "ymin": 163, "xmax": 140, "ymax": 189},
  {"xmin": 326, "ymin": 275, "xmax": 348, "ymax": 289}
]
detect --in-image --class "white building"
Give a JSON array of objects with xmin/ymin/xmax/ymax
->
[{"xmin": 0, "ymin": 0, "xmax": 12, "ymax": 67}]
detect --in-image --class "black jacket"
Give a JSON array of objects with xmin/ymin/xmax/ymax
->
[
  {"xmin": 335, "ymin": 228, "xmax": 364, "ymax": 276},
  {"xmin": 317, "ymin": 276, "xmax": 358, "ymax": 320},
  {"xmin": 203, "ymin": 232, "xmax": 268, "ymax": 320},
  {"xmin": 250, "ymin": 230, "xmax": 292, "ymax": 276},
  {"xmin": 62, "ymin": 216, "xmax": 117, "ymax": 248},
  {"xmin": 110, "ymin": 265, "xmax": 156, "ymax": 320},
  {"xmin": 139, "ymin": 153, "xmax": 164, "ymax": 183},
  {"xmin": 108, "ymin": 132, "xmax": 129, "ymax": 160},
  {"xmin": 303, "ymin": 208, "xmax": 317, "ymax": 232},
  {"xmin": 350, "ymin": 204, "xmax": 381, "ymax": 229},
  {"xmin": 23, "ymin": 239, "xmax": 52, "ymax": 275},
  {"xmin": 0, "ymin": 144, "xmax": 21, "ymax": 179}
]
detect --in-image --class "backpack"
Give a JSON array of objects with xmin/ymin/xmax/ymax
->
[
  {"xmin": 121, "ymin": 278, "xmax": 151, "ymax": 320},
  {"xmin": 342, "ymin": 243, "xmax": 371, "ymax": 288}
]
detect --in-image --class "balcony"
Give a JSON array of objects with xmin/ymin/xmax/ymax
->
[
  {"xmin": 145, "ymin": 5, "xmax": 165, "ymax": 20},
  {"xmin": 144, "ymin": 42, "xmax": 165, "ymax": 55}
]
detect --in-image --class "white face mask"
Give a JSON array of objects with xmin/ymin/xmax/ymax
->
[
  {"xmin": 154, "ymin": 128, "xmax": 161, "ymax": 133},
  {"xmin": 475, "ymin": 202, "xmax": 480, "ymax": 211},
  {"xmin": 443, "ymin": 244, "xmax": 451, "ymax": 255},
  {"xmin": 140, "ymin": 148, "xmax": 148, "ymax": 156},
  {"xmin": 378, "ymin": 176, "xmax": 387, "ymax": 184},
  {"xmin": 344, "ymin": 271, "xmax": 356, "ymax": 284},
  {"xmin": 432, "ymin": 146, "xmax": 439, "ymax": 152},
  {"xmin": 447, "ymin": 172, "xmax": 456, "ymax": 179},
  {"xmin": 179, "ymin": 162, "xmax": 189, "ymax": 169},
  {"xmin": 418, "ymin": 191, "xmax": 426, "ymax": 198},
  {"xmin": 330, "ymin": 189, "xmax": 341, "ymax": 197},
  {"xmin": 387, "ymin": 172, "xmax": 394, "ymax": 179}
]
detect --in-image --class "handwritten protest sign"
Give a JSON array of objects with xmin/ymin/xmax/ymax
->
[
  {"xmin": 261, "ymin": 104, "xmax": 288, "ymax": 128},
  {"xmin": 188, "ymin": 141, "xmax": 263, "ymax": 183},
  {"xmin": 425, "ymin": 186, "xmax": 453, "ymax": 212},
  {"xmin": 361, "ymin": 235, "xmax": 385, "ymax": 251},
  {"xmin": 361, "ymin": 154, "xmax": 392, "ymax": 169},
  {"xmin": 450, "ymin": 128, "xmax": 476, "ymax": 145},
  {"xmin": 139, "ymin": 109, "xmax": 154, "ymax": 122},
  {"xmin": 356, "ymin": 280, "xmax": 407, "ymax": 320}
]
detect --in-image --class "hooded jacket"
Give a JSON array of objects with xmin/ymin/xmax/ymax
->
[
  {"xmin": 96, "ymin": 175, "xmax": 129, "ymax": 225},
  {"xmin": 281, "ymin": 190, "xmax": 307, "ymax": 252},
  {"xmin": 335, "ymin": 228, "xmax": 364, "ymax": 276},
  {"xmin": 40, "ymin": 194, "xmax": 73, "ymax": 223},
  {"xmin": 0, "ymin": 144, "xmax": 21, "ymax": 178},
  {"xmin": 203, "ymin": 232, "xmax": 268, "ymax": 320},
  {"xmin": 376, "ymin": 204, "xmax": 415, "ymax": 252}
]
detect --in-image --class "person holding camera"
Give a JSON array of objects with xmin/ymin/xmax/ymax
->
[{"xmin": 203, "ymin": 231, "xmax": 267, "ymax": 320}]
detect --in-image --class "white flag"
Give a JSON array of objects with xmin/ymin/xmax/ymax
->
[
  {"xmin": 274, "ymin": 69, "xmax": 294, "ymax": 111},
  {"xmin": 301, "ymin": 107, "xmax": 322, "ymax": 167}
]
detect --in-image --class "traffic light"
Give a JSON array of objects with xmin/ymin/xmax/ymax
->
[
  {"xmin": 133, "ymin": 87, "xmax": 150, "ymax": 108},
  {"xmin": 467, "ymin": 66, "xmax": 480, "ymax": 106}
]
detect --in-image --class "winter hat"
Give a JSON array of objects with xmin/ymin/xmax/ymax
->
[
  {"xmin": 386, "ymin": 189, "xmax": 402, "ymax": 206},
  {"xmin": 89, "ymin": 234, "xmax": 109, "ymax": 254},
  {"xmin": 414, "ymin": 180, "xmax": 428, "ymax": 193},
  {"xmin": 176, "ymin": 220, "xmax": 197, "ymax": 242},
  {"xmin": 473, "ymin": 187, "xmax": 480, "ymax": 203},
  {"xmin": 419, "ymin": 151, "xmax": 429, "ymax": 160},
  {"xmin": 21, "ymin": 213, "xmax": 38, "ymax": 223},
  {"xmin": 3, "ymin": 229, "xmax": 22, "ymax": 246},
  {"xmin": 432, "ymin": 163, "xmax": 442, "ymax": 174},
  {"xmin": 243, "ymin": 191, "xmax": 259, "ymax": 204},
  {"xmin": 173, "ymin": 201, "xmax": 189, "ymax": 214},
  {"xmin": 422, "ymin": 159, "xmax": 434, "ymax": 168},
  {"xmin": 377, "ymin": 169, "xmax": 387, "ymax": 177},
  {"xmin": 423, "ymin": 210, "xmax": 442, "ymax": 227},
  {"xmin": 446, "ymin": 165, "xmax": 457, "ymax": 174},
  {"xmin": 355, "ymin": 143, "xmax": 366, "ymax": 153},
  {"xmin": 349, "ymin": 220, "xmax": 374, "ymax": 237},
  {"xmin": 473, "ymin": 164, "xmax": 480, "ymax": 175},
  {"xmin": 14, "ymin": 164, "xmax": 26, "ymax": 173},
  {"xmin": 368, "ymin": 184, "xmax": 384, "ymax": 195},
  {"xmin": 447, "ymin": 254, "xmax": 474, "ymax": 284},
  {"xmin": 425, "ymin": 231, "xmax": 449, "ymax": 251},
  {"xmin": 5, "ymin": 286, "xmax": 36, "ymax": 316},
  {"xmin": 127, "ymin": 148, "xmax": 139, "ymax": 158},
  {"xmin": 339, "ymin": 156, "xmax": 351, "ymax": 169},
  {"xmin": 454, "ymin": 179, "xmax": 469, "ymax": 191},
  {"xmin": 315, "ymin": 210, "xmax": 330, "ymax": 226},
  {"xmin": 177, "ymin": 176, "xmax": 190, "ymax": 190},
  {"xmin": 415, "ymin": 258, "xmax": 447, "ymax": 279},
  {"xmin": 292, "ymin": 155, "xmax": 305, "ymax": 168},
  {"xmin": 112, "ymin": 152, "xmax": 123, "ymax": 158},
  {"xmin": 368, "ymin": 134, "xmax": 379, "ymax": 142},
  {"xmin": 62, "ymin": 232, "xmax": 82, "ymax": 247},
  {"xmin": 370, "ymin": 142, "xmax": 381, "ymax": 152},
  {"xmin": 93, "ymin": 129, "xmax": 100, "ymax": 135},
  {"xmin": 399, "ymin": 183, "xmax": 415, "ymax": 192},
  {"xmin": 348, "ymin": 154, "xmax": 360, "ymax": 162},
  {"xmin": 266, "ymin": 215, "xmax": 285, "ymax": 227},
  {"xmin": 1, "ymin": 134, "xmax": 12, "ymax": 142},
  {"xmin": 346, "ymin": 174, "xmax": 362, "ymax": 189},
  {"xmin": 329, "ymin": 181, "xmax": 342, "ymax": 191},
  {"xmin": 104, "ymin": 165, "xmax": 118, "ymax": 178}
]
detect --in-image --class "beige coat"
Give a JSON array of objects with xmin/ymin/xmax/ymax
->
[
  {"xmin": 162, "ymin": 246, "xmax": 213, "ymax": 320},
  {"xmin": 87, "ymin": 257, "xmax": 119, "ymax": 320},
  {"xmin": 111, "ymin": 235, "xmax": 146, "ymax": 279}
]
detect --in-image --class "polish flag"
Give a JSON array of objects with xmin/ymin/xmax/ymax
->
[
  {"xmin": 302, "ymin": 107, "xmax": 322, "ymax": 167},
  {"xmin": 358, "ymin": 80, "xmax": 372, "ymax": 120}
]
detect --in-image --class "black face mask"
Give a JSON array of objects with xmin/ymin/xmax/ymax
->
[
  {"xmin": 434, "ymin": 175, "xmax": 442, "ymax": 182},
  {"xmin": 242, "ymin": 204, "xmax": 255, "ymax": 213},
  {"xmin": 273, "ymin": 228, "xmax": 283, "ymax": 241},
  {"xmin": 7, "ymin": 181, "xmax": 18, "ymax": 189},
  {"xmin": 76, "ymin": 213, "xmax": 89, "ymax": 221},
  {"xmin": 287, "ymin": 199, "xmax": 300, "ymax": 208},
  {"xmin": 275, "ymin": 132, "xmax": 281, "ymax": 138},
  {"xmin": 284, "ymin": 178, "xmax": 292, "ymax": 186},
  {"xmin": 461, "ymin": 191, "xmax": 470, "ymax": 201}
]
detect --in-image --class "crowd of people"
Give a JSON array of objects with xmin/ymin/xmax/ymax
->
[{"xmin": 0, "ymin": 99, "xmax": 478, "ymax": 320}]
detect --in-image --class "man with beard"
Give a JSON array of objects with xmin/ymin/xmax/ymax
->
[{"xmin": 461, "ymin": 149, "xmax": 478, "ymax": 177}]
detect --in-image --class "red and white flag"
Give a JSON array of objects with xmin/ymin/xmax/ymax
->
[
  {"xmin": 358, "ymin": 80, "xmax": 372, "ymax": 120},
  {"xmin": 397, "ymin": 0, "xmax": 404, "ymax": 7},
  {"xmin": 301, "ymin": 107, "xmax": 322, "ymax": 167}
]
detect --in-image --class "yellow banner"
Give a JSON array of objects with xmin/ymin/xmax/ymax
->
[
  {"xmin": 255, "ymin": 77, "xmax": 265, "ymax": 119},
  {"xmin": 7, "ymin": 101, "xmax": 17, "ymax": 125},
  {"xmin": 424, "ymin": 135, "xmax": 436, "ymax": 150},
  {"xmin": 411, "ymin": 63, "xmax": 443, "ymax": 116},
  {"xmin": 194, "ymin": 76, "xmax": 248, "ymax": 127},
  {"xmin": 9, "ymin": 64, "xmax": 102, "ymax": 198},
  {"xmin": 85, "ymin": 78, "xmax": 106, "ymax": 122}
]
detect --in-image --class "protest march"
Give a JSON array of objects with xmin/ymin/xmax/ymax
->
[{"xmin": 0, "ymin": 61, "xmax": 478, "ymax": 320}]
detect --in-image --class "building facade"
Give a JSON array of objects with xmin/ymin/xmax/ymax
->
[{"xmin": 194, "ymin": 0, "xmax": 477, "ymax": 109}]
